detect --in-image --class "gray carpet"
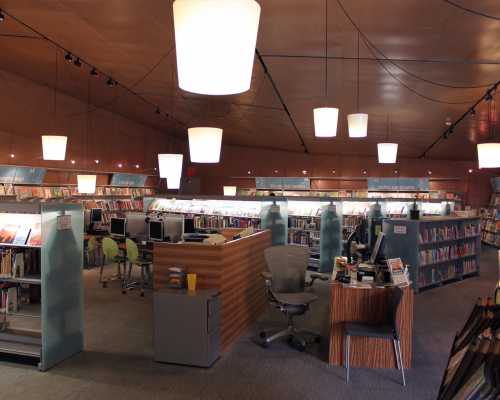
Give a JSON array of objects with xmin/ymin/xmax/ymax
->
[{"xmin": 0, "ymin": 246, "xmax": 498, "ymax": 400}]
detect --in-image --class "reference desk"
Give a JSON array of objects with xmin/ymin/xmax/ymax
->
[{"xmin": 153, "ymin": 229, "xmax": 272, "ymax": 349}]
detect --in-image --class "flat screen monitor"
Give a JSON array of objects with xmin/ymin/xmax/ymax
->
[
  {"xmin": 149, "ymin": 221, "xmax": 163, "ymax": 242},
  {"xmin": 184, "ymin": 218, "xmax": 195, "ymax": 234},
  {"xmin": 91, "ymin": 208, "xmax": 102, "ymax": 223},
  {"xmin": 369, "ymin": 232, "xmax": 385, "ymax": 265},
  {"xmin": 164, "ymin": 216, "xmax": 184, "ymax": 243},
  {"xmin": 110, "ymin": 218, "xmax": 126, "ymax": 237},
  {"xmin": 126, "ymin": 213, "xmax": 147, "ymax": 239}
]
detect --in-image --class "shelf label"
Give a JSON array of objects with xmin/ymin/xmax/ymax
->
[
  {"xmin": 368, "ymin": 177, "xmax": 429, "ymax": 191},
  {"xmin": 394, "ymin": 225, "xmax": 407, "ymax": 235},
  {"xmin": 57, "ymin": 215, "xmax": 72, "ymax": 230},
  {"xmin": 110, "ymin": 173, "xmax": 148, "ymax": 187}
]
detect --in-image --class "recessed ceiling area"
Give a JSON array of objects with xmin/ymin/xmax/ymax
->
[{"xmin": 0, "ymin": 0, "xmax": 499, "ymax": 161}]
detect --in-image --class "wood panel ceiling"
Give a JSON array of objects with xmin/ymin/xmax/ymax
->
[{"xmin": 0, "ymin": 0, "xmax": 498, "ymax": 161}]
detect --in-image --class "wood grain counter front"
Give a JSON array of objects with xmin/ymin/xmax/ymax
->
[
  {"xmin": 329, "ymin": 283, "xmax": 414, "ymax": 369},
  {"xmin": 153, "ymin": 229, "xmax": 272, "ymax": 350}
]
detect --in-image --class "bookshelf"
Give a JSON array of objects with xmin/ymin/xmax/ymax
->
[
  {"xmin": 383, "ymin": 217, "xmax": 481, "ymax": 293},
  {"xmin": 437, "ymin": 297, "xmax": 499, "ymax": 399},
  {"xmin": 480, "ymin": 193, "xmax": 500, "ymax": 248},
  {"xmin": 0, "ymin": 201, "xmax": 83, "ymax": 370}
]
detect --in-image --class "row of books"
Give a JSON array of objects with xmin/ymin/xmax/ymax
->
[
  {"xmin": 288, "ymin": 230, "xmax": 320, "ymax": 247},
  {"xmin": 481, "ymin": 232, "xmax": 500, "ymax": 247},
  {"xmin": 481, "ymin": 219, "xmax": 500, "ymax": 233},
  {"xmin": 83, "ymin": 199, "xmax": 144, "ymax": 212},
  {"xmin": 438, "ymin": 298, "xmax": 499, "ymax": 399},
  {"xmin": 0, "ymin": 248, "xmax": 40, "ymax": 278},
  {"xmin": 192, "ymin": 215, "xmax": 261, "ymax": 229},
  {"xmin": 288, "ymin": 216, "xmax": 320, "ymax": 230},
  {"xmin": 419, "ymin": 242, "xmax": 477, "ymax": 266},
  {"xmin": 463, "ymin": 259, "xmax": 478, "ymax": 275},
  {"xmin": 419, "ymin": 224, "xmax": 479, "ymax": 244},
  {"xmin": 418, "ymin": 264, "xmax": 458, "ymax": 288}
]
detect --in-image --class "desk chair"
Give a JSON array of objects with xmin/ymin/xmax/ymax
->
[
  {"xmin": 100, "ymin": 237, "xmax": 126, "ymax": 288},
  {"xmin": 344, "ymin": 286, "xmax": 406, "ymax": 386},
  {"xmin": 85, "ymin": 236, "xmax": 96, "ymax": 267},
  {"xmin": 259, "ymin": 245, "xmax": 328, "ymax": 351},
  {"xmin": 122, "ymin": 238, "xmax": 153, "ymax": 296}
]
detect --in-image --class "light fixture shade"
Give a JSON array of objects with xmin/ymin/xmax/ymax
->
[
  {"xmin": 188, "ymin": 127, "xmax": 223, "ymax": 163},
  {"xmin": 477, "ymin": 143, "xmax": 500, "ymax": 168},
  {"xmin": 158, "ymin": 154, "xmax": 184, "ymax": 189},
  {"xmin": 173, "ymin": 0, "xmax": 261, "ymax": 95},
  {"xmin": 377, "ymin": 143, "xmax": 398, "ymax": 164},
  {"xmin": 42, "ymin": 135, "xmax": 67, "ymax": 160},
  {"xmin": 223, "ymin": 186, "xmax": 237, "ymax": 196},
  {"xmin": 313, "ymin": 108, "xmax": 338, "ymax": 137},
  {"xmin": 77, "ymin": 175, "xmax": 96, "ymax": 194},
  {"xmin": 347, "ymin": 113, "xmax": 368, "ymax": 138}
]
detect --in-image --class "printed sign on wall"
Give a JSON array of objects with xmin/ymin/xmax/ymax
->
[
  {"xmin": 0, "ymin": 166, "xmax": 46, "ymax": 184},
  {"xmin": 110, "ymin": 173, "xmax": 148, "ymax": 187},
  {"xmin": 255, "ymin": 177, "xmax": 310, "ymax": 190},
  {"xmin": 368, "ymin": 177, "xmax": 429, "ymax": 191}
]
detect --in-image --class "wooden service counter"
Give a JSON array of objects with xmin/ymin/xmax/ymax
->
[
  {"xmin": 329, "ymin": 282, "xmax": 414, "ymax": 369},
  {"xmin": 153, "ymin": 229, "xmax": 272, "ymax": 350}
]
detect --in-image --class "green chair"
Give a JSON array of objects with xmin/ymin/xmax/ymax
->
[
  {"xmin": 100, "ymin": 237, "xmax": 125, "ymax": 288},
  {"xmin": 123, "ymin": 238, "xmax": 153, "ymax": 296},
  {"xmin": 84, "ymin": 236, "xmax": 96, "ymax": 267}
]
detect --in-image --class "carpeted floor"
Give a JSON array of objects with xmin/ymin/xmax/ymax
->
[{"xmin": 0, "ymin": 245, "xmax": 497, "ymax": 400}]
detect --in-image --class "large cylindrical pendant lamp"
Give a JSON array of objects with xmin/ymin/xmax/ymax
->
[
  {"xmin": 77, "ymin": 175, "xmax": 96, "ymax": 194},
  {"xmin": 313, "ymin": 108, "xmax": 339, "ymax": 137},
  {"xmin": 477, "ymin": 143, "xmax": 500, "ymax": 168},
  {"xmin": 377, "ymin": 143, "xmax": 398, "ymax": 164},
  {"xmin": 223, "ymin": 186, "xmax": 237, "ymax": 196},
  {"xmin": 158, "ymin": 154, "xmax": 184, "ymax": 189},
  {"xmin": 347, "ymin": 113, "xmax": 368, "ymax": 138},
  {"xmin": 173, "ymin": 0, "xmax": 261, "ymax": 95},
  {"xmin": 42, "ymin": 135, "xmax": 67, "ymax": 160},
  {"xmin": 188, "ymin": 127, "xmax": 223, "ymax": 163}
]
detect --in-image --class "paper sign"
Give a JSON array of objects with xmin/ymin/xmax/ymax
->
[
  {"xmin": 394, "ymin": 225, "xmax": 407, "ymax": 235},
  {"xmin": 57, "ymin": 215, "xmax": 72, "ymax": 230}
]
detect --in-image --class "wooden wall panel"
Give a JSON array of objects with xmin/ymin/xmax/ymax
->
[
  {"xmin": 153, "ymin": 230, "xmax": 272, "ymax": 349},
  {"xmin": 329, "ymin": 284, "xmax": 413, "ymax": 369}
]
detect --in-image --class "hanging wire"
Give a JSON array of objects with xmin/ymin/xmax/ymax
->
[
  {"xmin": 443, "ymin": 0, "xmax": 500, "ymax": 21},
  {"xmin": 54, "ymin": 47, "xmax": 58, "ymax": 131},
  {"xmin": 324, "ymin": 0, "xmax": 328, "ymax": 99},
  {"xmin": 356, "ymin": 30, "xmax": 360, "ymax": 111}
]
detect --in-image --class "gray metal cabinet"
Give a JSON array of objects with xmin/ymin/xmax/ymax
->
[{"xmin": 153, "ymin": 288, "xmax": 221, "ymax": 367}]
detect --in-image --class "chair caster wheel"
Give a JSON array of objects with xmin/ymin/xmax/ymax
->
[
  {"xmin": 259, "ymin": 332, "xmax": 266, "ymax": 339},
  {"xmin": 289, "ymin": 337, "xmax": 305, "ymax": 352}
]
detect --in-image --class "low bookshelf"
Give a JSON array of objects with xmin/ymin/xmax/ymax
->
[{"xmin": 480, "ymin": 192, "xmax": 500, "ymax": 248}]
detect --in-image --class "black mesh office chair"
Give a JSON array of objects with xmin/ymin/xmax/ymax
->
[
  {"xmin": 259, "ymin": 245, "xmax": 328, "ymax": 351},
  {"xmin": 344, "ymin": 287, "xmax": 406, "ymax": 386}
]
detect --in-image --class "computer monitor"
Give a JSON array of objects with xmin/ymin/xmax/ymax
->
[
  {"xmin": 126, "ymin": 212, "xmax": 148, "ymax": 239},
  {"xmin": 164, "ymin": 215, "xmax": 184, "ymax": 243},
  {"xmin": 184, "ymin": 218, "xmax": 195, "ymax": 234},
  {"xmin": 90, "ymin": 208, "xmax": 102, "ymax": 223},
  {"xmin": 110, "ymin": 218, "xmax": 126, "ymax": 237},
  {"xmin": 149, "ymin": 220, "xmax": 163, "ymax": 242},
  {"xmin": 369, "ymin": 232, "xmax": 385, "ymax": 265}
]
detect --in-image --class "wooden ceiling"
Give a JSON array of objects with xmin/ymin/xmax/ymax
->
[{"xmin": 0, "ymin": 0, "xmax": 499, "ymax": 161}]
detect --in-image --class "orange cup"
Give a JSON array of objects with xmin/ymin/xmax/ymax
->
[{"xmin": 187, "ymin": 273, "xmax": 197, "ymax": 292}]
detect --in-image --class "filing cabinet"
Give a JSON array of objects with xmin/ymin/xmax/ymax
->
[{"xmin": 153, "ymin": 288, "xmax": 221, "ymax": 367}]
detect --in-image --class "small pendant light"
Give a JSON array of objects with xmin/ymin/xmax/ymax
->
[
  {"xmin": 43, "ymin": 49, "xmax": 67, "ymax": 160},
  {"xmin": 223, "ymin": 186, "xmax": 237, "ymax": 196},
  {"xmin": 378, "ymin": 115, "xmax": 398, "ymax": 163},
  {"xmin": 78, "ymin": 77, "xmax": 96, "ymax": 194},
  {"xmin": 477, "ymin": 95, "xmax": 500, "ymax": 168},
  {"xmin": 348, "ymin": 32, "xmax": 368, "ymax": 138},
  {"xmin": 158, "ymin": 154, "xmax": 184, "ymax": 189},
  {"xmin": 188, "ymin": 127, "xmax": 223, "ymax": 163},
  {"xmin": 314, "ymin": 0, "xmax": 339, "ymax": 138}
]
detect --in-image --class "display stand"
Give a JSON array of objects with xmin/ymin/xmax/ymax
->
[
  {"xmin": 383, "ymin": 217, "xmax": 481, "ymax": 293},
  {"xmin": 0, "ymin": 201, "xmax": 83, "ymax": 371}
]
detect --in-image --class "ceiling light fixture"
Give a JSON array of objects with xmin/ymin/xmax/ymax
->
[
  {"xmin": 0, "ymin": 10, "xmax": 5, "ymax": 22},
  {"xmin": 135, "ymin": 164, "xmax": 140, "ymax": 169},
  {"xmin": 188, "ymin": 127, "xmax": 223, "ymax": 163},
  {"xmin": 314, "ymin": 1, "xmax": 339, "ymax": 138},
  {"xmin": 117, "ymin": 163, "xmax": 123, "ymax": 168},
  {"xmin": 107, "ymin": 78, "xmax": 115, "ymax": 87},
  {"xmin": 10, "ymin": 153, "xmax": 14, "ymax": 159},
  {"xmin": 42, "ymin": 50, "xmax": 67, "ymax": 161},
  {"xmin": 94, "ymin": 159, "xmax": 99, "ymax": 164},
  {"xmin": 158, "ymin": 154, "xmax": 184, "ymax": 189},
  {"xmin": 477, "ymin": 143, "xmax": 500, "ymax": 168},
  {"xmin": 348, "ymin": 32, "xmax": 368, "ymax": 138},
  {"xmin": 74, "ymin": 58, "xmax": 82, "ymax": 67},
  {"xmin": 64, "ymin": 52, "xmax": 73, "ymax": 63},
  {"xmin": 77, "ymin": 175, "xmax": 96, "ymax": 194},
  {"xmin": 377, "ymin": 143, "xmax": 398, "ymax": 164},
  {"xmin": 173, "ymin": 0, "xmax": 261, "ymax": 95},
  {"xmin": 90, "ymin": 68, "xmax": 98, "ymax": 77},
  {"xmin": 71, "ymin": 160, "xmax": 76, "ymax": 164},
  {"xmin": 428, "ymin": 170, "xmax": 432, "ymax": 175},
  {"xmin": 223, "ymin": 186, "xmax": 237, "ymax": 196},
  {"xmin": 468, "ymin": 169, "xmax": 473, "ymax": 174}
]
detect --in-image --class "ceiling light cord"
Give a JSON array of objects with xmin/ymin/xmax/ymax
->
[
  {"xmin": 443, "ymin": 0, "xmax": 500, "ymax": 21},
  {"xmin": 356, "ymin": 31, "xmax": 360, "ymax": 111},
  {"xmin": 335, "ymin": 0, "xmax": 495, "ymax": 90},
  {"xmin": 324, "ymin": 0, "xmax": 328, "ymax": 99}
]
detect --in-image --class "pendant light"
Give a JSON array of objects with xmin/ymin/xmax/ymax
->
[
  {"xmin": 158, "ymin": 154, "xmax": 184, "ymax": 189},
  {"xmin": 43, "ymin": 49, "xmax": 67, "ymax": 160},
  {"xmin": 314, "ymin": 0, "xmax": 338, "ymax": 138},
  {"xmin": 348, "ymin": 32, "xmax": 368, "ymax": 138},
  {"xmin": 378, "ymin": 115, "xmax": 398, "ymax": 163},
  {"xmin": 77, "ymin": 175, "xmax": 97, "ymax": 194},
  {"xmin": 173, "ymin": 0, "xmax": 261, "ymax": 95},
  {"xmin": 78, "ymin": 77, "xmax": 96, "ymax": 194},
  {"xmin": 188, "ymin": 127, "xmax": 223, "ymax": 163},
  {"xmin": 223, "ymin": 186, "xmax": 237, "ymax": 196},
  {"xmin": 477, "ymin": 96, "xmax": 500, "ymax": 168}
]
